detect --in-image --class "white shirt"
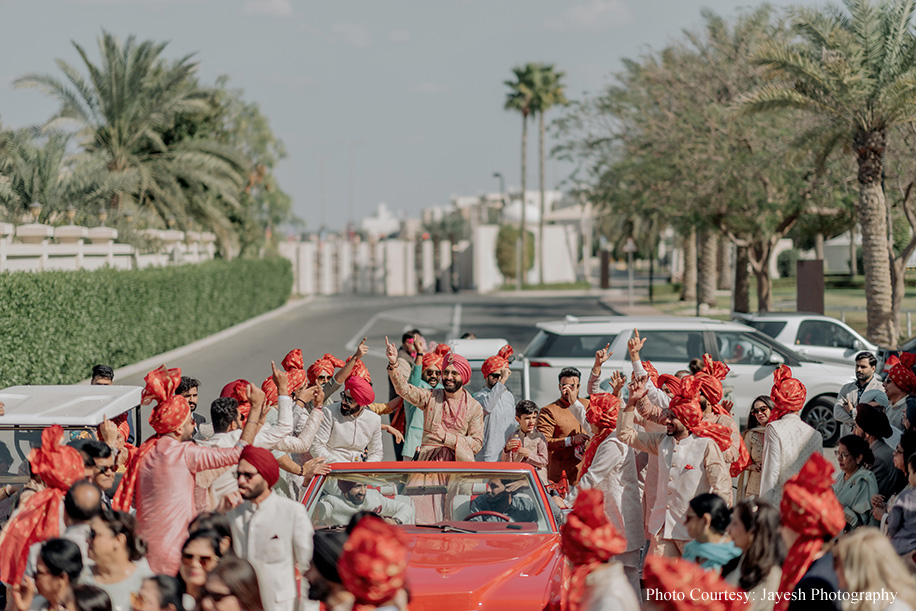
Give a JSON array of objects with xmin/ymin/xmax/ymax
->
[
  {"xmin": 314, "ymin": 488, "xmax": 415, "ymax": 527},
  {"xmin": 227, "ymin": 492, "xmax": 314, "ymax": 611},
  {"xmin": 759, "ymin": 413, "xmax": 823, "ymax": 504},
  {"xmin": 567, "ymin": 433, "xmax": 644, "ymax": 553},
  {"xmin": 474, "ymin": 382, "xmax": 517, "ymax": 462},
  {"xmin": 310, "ymin": 403, "xmax": 383, "ymax": 463}
]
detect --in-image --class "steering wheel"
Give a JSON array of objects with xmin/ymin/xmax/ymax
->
[{"xmin": 465, "ymin": 510, "xmax": 512, "ymax": 522}]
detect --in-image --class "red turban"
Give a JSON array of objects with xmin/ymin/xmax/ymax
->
[
  {"xmin": 0, "ymin": 425, "xmax": 85, "ymax": 584},
  {"xmin": 696, "ymin": 354, "xmax": 730, "ymax": 415},
  {"xmin": 885, "ymin": 352, "xmax": 916, "ymax": 396},
  {"xmin": 776, "ymin": 453, "xmax": 845, "ymax": 611},
  {"xmin": 657, "ymin": 374, "xmax": 681, "ymax": 395},
  {"xmin": 345, "ymin": 377, "xmax": 375, "ymax": 407},
  {"xmin": 240, "ymin": 445, "xmax": 279, "ymax": 488},
  {"xmin": 580, "ymin": 394, "xmax": 621, "ymax": 478},
  {"xmin": 281, "ymin": 348, "xmax": 304, "ymax": 372},
  {"xmin": 668, "ymin": 376, "xmax": 732, "ymax": 453},
  {"xmin": 221, "ymin": 379, "xmax": 253, "ymax": 420},
  {"xmin": 643, "ymin": 556, "xmax": 748, "ymax": 611},
  {"xmin": 422, "ymin": 344, "xmax": 451, "ymax": 372},
  {"xmin": 560, "ymin": 488, "xmax": 626, "ymax": 611},
  {"xmin": 444, "ymin": 353, "xmax": 472, "ymax": 385},
  {"xmin": 308, "ymin": 353, "xmax": 346, "ymax": 386},
  {"xmin": 769, "ymin": 365, "xmax": 806, "ymax": 422},
  {"xmin": 97, "ymin": 412, "xmax": 131, "ymax": 443},
  {"xmin": 339, "ymin": 515, "xmax": 408, "ymax": 611},
  {"xmin": 113, "ymin": 366, "xmax": 190, "ymax": 512},
  {"xmin": 642, "ymin": 361, "xmax": 660, "ymax": 387},
  {"xmin": 262, "ymin": 369, "xmax": 308, "ymax": 406},
  {"xmin": 481, "ymin": 344, "xmax": 514, "ymax": 378},
  {"xmin": 347, "ymin": 356, "xmax": 372, "ymax": 384}
]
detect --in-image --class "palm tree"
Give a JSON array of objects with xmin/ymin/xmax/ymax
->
[
  {"xmin": 740, "ymin": 0, "xmax": 916, "ymax": 345},
  {"xmin": 505, "ymin": 65, "xmax": 537, "ymax": 289},
  {"xmin": 14, "ymin": 31, "xmax": 246, "ymax": 254},
  {"xmin": 530, "ymin": 64, "xmax": 569, "ymax": 285}
]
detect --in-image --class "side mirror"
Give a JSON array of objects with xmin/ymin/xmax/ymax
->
[
  {"xmin": 852, "ymin": 339, "xmax": 865, "ymax": 351},
  {"xmin": 768, "ymin": 352, "xmax": 785, "ymax": 365}
]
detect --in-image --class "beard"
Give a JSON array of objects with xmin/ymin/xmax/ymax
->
[
  {"xmin": 443, "ymin": 379, "xmax": 463, "ymax": 393},
  {"xmin": 340, "ymin": 405, "xmax": 360, "ymax": 417}
]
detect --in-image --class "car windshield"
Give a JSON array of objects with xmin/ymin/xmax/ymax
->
[
  {"xmin": 745, "ymin": 320, "xmax": 787, "ymax": 338},
  {"xmin": 306, "ymin": 470, "xmax": 552, "ymax": 533},
  {"xmin": 524, "ymin": 331, "xmax": 617, "ymax": 358}
]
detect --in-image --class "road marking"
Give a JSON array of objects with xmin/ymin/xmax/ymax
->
[
  {"xmin": 448, "ymin": 303, "xmax": 462, "ymax": 340},
  {"xmin": 346, "ymin": 312, "xmax": 382, "ymax": 352}
]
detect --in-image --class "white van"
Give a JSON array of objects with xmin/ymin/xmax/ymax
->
[{"xmin": 522, "ymin": 316, "xmax": 854, "ymax": 446}]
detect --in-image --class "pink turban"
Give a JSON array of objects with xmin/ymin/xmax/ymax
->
[
  {"xmin": 445, "ymin": 353, "xmax": 472, "ymax": 385},
  {"xmin": 345, "ymin": 376, "xmax": 375, "ymax": 406}
]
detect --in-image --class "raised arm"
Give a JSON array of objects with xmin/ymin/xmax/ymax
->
[
  {"xmin": 386, "ymin": 336, "xmax": 432, "ymax": 407},
  {"xmin": 587, "ymin": 343, "xmax": 612, "ymax": 396},
  {"xmin": 238, "ymin": 383, "xmax": 267, "ymax": 446},
  {"xmin": 628, "ymin": 329, "xmax": 670, "ymax": 408},
  {"xmin": 334, "ymin": 338, "xmax": 368, "ymax": 385},
  {"xmin": 617, "ymin": 378, "xmax": 663, "ymax": 455}
]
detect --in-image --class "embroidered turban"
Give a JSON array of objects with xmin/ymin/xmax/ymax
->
[
  {"xmin": 696, "ymin": 354, "xmax": 730, "ymax": 416},
  {"xmin": 643, "ymin": 556, "xmax": 748, "ymax": 611},
  {"xmin": 885, "ymin": 352, "xmax": 916, "ymax": 396},
  {"xmin": 422, "ymin": 344, "xmax": 451, "ymax": 372},
  {"xmin": 560, "ymin": 488, "xmax": 626, "ymax": 611},
  {"xmin": 338, "ymin": 515, "xmax": 408, "ymax": 610},
  {"xmin": 281, "ymin": 348, "xmax": 304, "ymax": 372},
  {"xmin": 580, "ymin": 394, "xmax": 622, "ymax": 479},
  {"xmin": 308, "ymin": 354, "xmax": 346, "ymax": 386},
  {"xmin": 769, "ymin": 365, "xmax": 806, "ymax": 422},
  {"xmin": 347, "ymin": 356, "xmax": 372, "ymax": 384},
  {"xmin": 657, "ymin": 374, "xmax": 682, "ymax": 395},
  {"xmin": 221, "ymin": 379, "xmax": 253, "ymax": 421}
]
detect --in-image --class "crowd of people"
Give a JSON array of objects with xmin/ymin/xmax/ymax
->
[{"xmin": 2, "ymin": 329, "xmax": 916, "ymax": 610}]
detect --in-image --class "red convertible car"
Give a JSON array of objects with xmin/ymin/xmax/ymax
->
[{"xmin": 301, "ymin": 461, "xmax": 570, "ymax": 610}]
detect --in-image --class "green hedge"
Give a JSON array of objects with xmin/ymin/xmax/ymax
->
[{"xmin": 0, "ymin": 258, "xmax": 293, "ymax": 387}]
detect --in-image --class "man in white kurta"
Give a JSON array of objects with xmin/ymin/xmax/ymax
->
[
  {"xmin": 314, "ymin": 480, "xmax": 415, "ymax": 527},
  {"xmin": 617, "ymin": 382, "xmax": 732, "ymax": 558},
  {"xmin": 228, "ymin": 446, "xmax": 313, "ymax": 611},
  {"xmin": 310, "ymin": 378, "xmax": 383, "ymax": 464},
  {"xmin": 566, "ymin": 430, "xmax": 644, "ymax": 592},
  {"xmin": 475, "ymin": 365, "xmax": 517, "ymax": 462}
]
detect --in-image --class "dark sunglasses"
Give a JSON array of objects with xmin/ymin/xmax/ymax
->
[
  {"xmin": 750, "ymin": 406, "xmax": 770, "ymax": 415},
  {"xmin": 95, "ymin": 465, "xmax": 115, "ymax": 475},
  {"xmin": 423, "ymin": 369, "xmax": 440, "ymax": 377},
  {"xmin": 181, "ymin": 552, "xmax": 216, "ymax": 565},
  {"xmin": 340, "ymin": 393, "xmax": 354, "ymax": 405}
]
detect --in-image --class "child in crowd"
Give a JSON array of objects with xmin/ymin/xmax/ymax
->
[
  {"xmin": 501, "ymin": 400, "xmax": 549, "ymax": 485},
  {"xmin": 888, "ymin": 454, "xmax": 916, "ymax": 556}
]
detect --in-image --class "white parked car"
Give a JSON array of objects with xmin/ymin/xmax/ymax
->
[
  {"xmin": 732, "ymin": 312, "xmax": 878, "ymax": 368},
  {"xmin": 521, "ymin": 316, "xmax": 855, "ymax": 446}
]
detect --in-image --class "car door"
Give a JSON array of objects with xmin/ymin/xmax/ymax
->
[
  {"xmin": 711, "ymin": 330, "xmax": 782, "ymax": 426},
  {"xmin": 793, "ymin": 320, "xmax": 862, "ymax": 365}
]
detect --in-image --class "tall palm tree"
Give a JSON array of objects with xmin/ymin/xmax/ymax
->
[
  {"xmin": 740, "ymin": 0, "xmax": 916, "ymax": 345},
  {"xmin": 505, "ymin": 65, "xmax": 536, "ymax": 289},
  {"xmin": 14, "ymin": 31, "xmax": 246, "ymax": 253},
  {"xmin": 530, "ymin": 64, "xmax": 568, "ymax": 285}
]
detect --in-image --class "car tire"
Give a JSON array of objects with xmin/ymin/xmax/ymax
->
[{"xmin": 801, "ymin": 397, "xmax": 841, "ymax": 447}]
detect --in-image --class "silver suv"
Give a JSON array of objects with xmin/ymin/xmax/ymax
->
[{"xmin": 522, "ymin": 316, "xmax": 855, "ymax": 445}]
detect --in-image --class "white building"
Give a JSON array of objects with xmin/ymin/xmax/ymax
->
[{"xmin": 360, "ymin": 203, "xmax": 402, "ymax": 238}]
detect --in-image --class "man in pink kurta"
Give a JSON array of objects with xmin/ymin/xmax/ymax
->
[{"xmin": 113, "ymin": 365, "xmax": 266, "ymax": 575}]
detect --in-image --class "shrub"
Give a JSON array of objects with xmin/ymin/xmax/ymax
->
[
  {"xmin": 0, "ymin": 258, "xmax": 292, "ymax": 387},
  {"xmin": 776, "ymin": 248, "xmax": 799, "ymax": 278},
  {"xmin": 495, "ymin": 225, "xmax": 535, "ymax": 280}
]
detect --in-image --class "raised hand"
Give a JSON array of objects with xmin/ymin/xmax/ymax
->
[
  {"xmin": 627, "ymin": 375, "xmax": 648, "ymax": 403},
  {"xmin": 721, "ymin": 399, "xmax": 734, "ymax": 415},
  {"xmin": 610, "ymin": 371, "xmax": 626, "ymax": 396},
  {"xmin": 98, "ymin": 419, "xmax": 119, "ymax": 446},
  {"xmin": 385, "ymin": 336, "xmax": 398, "ymax": 366},
  {"xmin": 313, "ymin": 385, "xmax": 325, "ymax": 407},
  {"xmin": 298, "ymin": 385, "xmax": 320, "ymax": 405},
  {"xmin": 354, "ymin": 337, "xmax": 368, "ymax": 360},
  {"xmin": 271, "ymin": 360, "xmax": 289, "ymax": 396},
  {"xmin": 593, "ymin": 343, "xmax": 612, "ymax": 369},
  {"xmin": 10, "ymin": 576, "xmax": 35, "ymax": 611},
  {"xmin": 627, "ymin": 329, "xmax": 647, "ymax": 361}
]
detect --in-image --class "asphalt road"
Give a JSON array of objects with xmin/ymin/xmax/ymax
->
[{"xmin": 119, "ymin": 292, "xmax": 613, "ymax": 458}]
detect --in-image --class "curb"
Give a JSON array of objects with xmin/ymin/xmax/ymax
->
[{"xmin": 102, "ymin": 296, "xmax": 316, "ymax": 383}]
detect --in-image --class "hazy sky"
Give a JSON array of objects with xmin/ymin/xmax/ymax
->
[{"xmin": 0, "ymin": 0, "xmax": 823, "ymax": 230}]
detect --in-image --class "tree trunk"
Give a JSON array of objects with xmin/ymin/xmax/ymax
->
[
  {"xmin": 850, "ymin": 226, "xmax": 858, "ymax": 277},
  {"xmin": 815, "ymin": 233, "xmax": 825, "ymax": 260},
  {"xmin": 754, "ymin": 267, "xmax": 773, "ymax": 313},
  {"xmin": 519, "ymin": 114, "xmax": 528, "ymax": 290},
  {"xmin": 698, "ymin": 230, "xmax": 718, "ymax": 308},
  {"xmin": 538, "ymin": 111, "xmax": 546, "ymax": 286},
  {"xmin": 734, "ymin": 245, "xmax": 750, "ymax": 313},
  {"xmin": 680, "ymin": 227, "xmax": 698, "ymax": 302},
  {"xmin": 717, "ymin": 238, "xmax": 731, "ymax": 290},
  {"xmin": 891, "ymin": 256, "xmax": 907, "ymax": 340},
  {"xmin": 855, "ymin": 129, "xmax": 896, "ymax": 345}
]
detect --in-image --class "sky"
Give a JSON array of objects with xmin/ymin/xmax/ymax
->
[{"xmin": 0, "ymin": 0, "xmax": 825, "ymax": 230}]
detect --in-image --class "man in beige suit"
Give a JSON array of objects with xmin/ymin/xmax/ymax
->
[{"xmin": 537, "ymin": 367, "xmax": 590, "ymax": 485}]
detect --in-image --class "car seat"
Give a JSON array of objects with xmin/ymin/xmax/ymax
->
[{"xmin": 451, "ymin": 482, "xmax": 488, "ymax": 520}]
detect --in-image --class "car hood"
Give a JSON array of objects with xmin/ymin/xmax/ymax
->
[{"xmin": 402, "ymin": 532, "xmax": 567, "ymax": 611}]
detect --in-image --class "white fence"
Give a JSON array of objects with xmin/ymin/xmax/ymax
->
[{"xmin": 0, "ymin": 222, "xmax": 217, "ymax": 273}]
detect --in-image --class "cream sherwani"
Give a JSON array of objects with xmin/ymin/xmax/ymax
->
[
  {"xmin": 759, "ymin": 413, "xmax": 823, "ymax": 504},
  {"xmin": 314, "ymin": 488, "xmax": 415, "ymax": 527},
  {"xmin": 310, "ymin": 403, "xmax": 383, "ymax": 463},
  {"xmin": 617, "ymin": 409, "xmax": 732, "ymax": 556}
]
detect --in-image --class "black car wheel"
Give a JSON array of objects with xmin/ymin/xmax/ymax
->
[{"xmin": 801, "ymin": 397, "xmax": 840, "ymax": 447}]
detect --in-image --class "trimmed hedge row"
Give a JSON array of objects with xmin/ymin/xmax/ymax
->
[{"xmin": 0, "ymin": 257, "xmax": 293, "ymax": 387}]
